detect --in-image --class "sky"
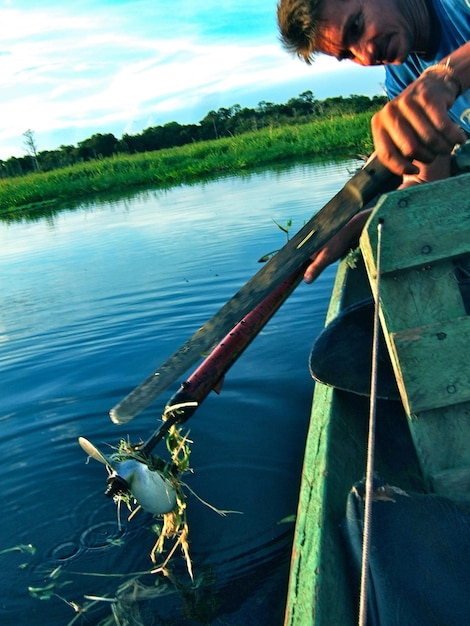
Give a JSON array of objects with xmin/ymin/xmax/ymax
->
[{"xmin": 0, "ymin": 0, "xmax": 386, "ymax": 161}]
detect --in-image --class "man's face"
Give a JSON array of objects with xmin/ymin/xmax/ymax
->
[{"xmin": 316, "ymin": 0, "xmax": 417, "ymax": 66}]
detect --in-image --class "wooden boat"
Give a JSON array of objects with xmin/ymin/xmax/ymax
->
[{"xmin": 284, "ymin": 173, "xmax": 470, "ymax": 625}]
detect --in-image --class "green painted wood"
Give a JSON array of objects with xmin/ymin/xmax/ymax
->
[
  {"xmin": 284, "ymin": 383, "xmax": 356, "ymax": 626},
  {"xmin": 284, "ymin": 259, "xmax": 424, "ymax": 625},
  {"xmin": 368, "ymin": 259, "xmax": 466, "ymax": 414},
  {"xmin": 431, "ymin": 466, "xmax": 470, "ymax": 499},
  {"xmin": 287, "ymin": 177, "xmax": 470, "ymax": 626},
  {"xmin": 391, "ymin": 315, "xmax": 470, "ymax": 413},
  {"xmin": 362, "ymin": 173, "xmax": 470, "ymax": 275},
  {"xmin": 285, "ymin": 261, "xmax": 356, "ymax": 626},
  {"xmin": 285, "ymin": 263, "xmax": 362, "ymax": 626},
  {"xmin": 380, "ymin": 260, "xmax": 466, "ymax": 332},
  {"xmin": 405, "ymin": 403, "xmax": 470, "ymax": 483},
  {"xmin": 360, "ymin": 174, "xmax": 470, "ymax": 498}
]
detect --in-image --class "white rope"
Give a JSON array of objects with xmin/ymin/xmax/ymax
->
[{"xmin": 358, "ymin": 218, "xmax": 384, "ymax": 626}]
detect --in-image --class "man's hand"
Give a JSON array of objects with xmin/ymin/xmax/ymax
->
[
  {"xmin": 372, "ymin": 66, "xmax": 467, "ymax": 176},
  {"xmin": 304, "ymin": 210, "xmax": 371, "ymax": 283}
]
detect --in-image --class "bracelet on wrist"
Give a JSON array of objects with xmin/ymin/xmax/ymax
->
[{"xmin": 422, "ymin": 58, "xmax": 463, "ymax": 98}]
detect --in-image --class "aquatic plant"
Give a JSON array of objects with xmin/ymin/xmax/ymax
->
[
  {"xmin": 0, "ymin": 112, "xmax": 376, "ymax": 219},
  {"xmin": 25, "ymin": 420, "xmax": 236, "ymax": 625}
]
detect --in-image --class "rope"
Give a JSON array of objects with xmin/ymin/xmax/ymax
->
[{"xmin": 358, "ymin": 218, "xmax": 384, "ymax": 626}]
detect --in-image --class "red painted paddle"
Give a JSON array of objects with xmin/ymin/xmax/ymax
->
[{"xmin": 139, "ymin": 263, "xmax": 306, "ymax": 455}]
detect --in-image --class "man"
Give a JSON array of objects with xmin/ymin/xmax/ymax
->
[{"xmin": 277, "ymin": 0, "xmax": 470, "ymax": 282}]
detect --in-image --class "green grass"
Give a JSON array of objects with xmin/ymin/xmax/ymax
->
[{"xmin": 0, "ymin": 112, "xmax": 376, "ymax": 219}]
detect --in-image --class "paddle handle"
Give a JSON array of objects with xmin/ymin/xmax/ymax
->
[
  {"xmin": 170, "ymin": 264, "xmax": 305, "ymax": 407},
  {"xmin": 343, "ymin": 157, "xmax": 400, "ymax": 208}
]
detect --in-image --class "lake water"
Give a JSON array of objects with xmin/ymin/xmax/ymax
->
[{"xmin": 0, "ymin": 158, "xmax": 358, "ymax": 625}]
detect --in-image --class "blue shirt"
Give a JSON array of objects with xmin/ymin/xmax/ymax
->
[{"xmin": 385, "ymin": 0, "xmax": 470, "ymax": 132}]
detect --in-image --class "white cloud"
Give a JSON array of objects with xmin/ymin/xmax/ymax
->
[{"xmin": 0, "ymin": 1, "xmax": 383, "ymax": 160}]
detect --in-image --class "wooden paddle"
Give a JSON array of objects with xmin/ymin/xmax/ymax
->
[
  {"xmin": 138, "ymin": 265, "xmax": 306, "ymax": 454},
  {"xmin": 110, "ymin": 156, "xmax": 400, "ymax": 424}
]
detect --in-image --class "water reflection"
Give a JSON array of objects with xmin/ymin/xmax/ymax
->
[{"xmin": 0, "ymin": 159, "xmax": 355, "ymax": 624}]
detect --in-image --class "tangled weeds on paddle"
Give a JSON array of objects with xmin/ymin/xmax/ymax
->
[
  {"xmin": 23, "ymin": 417, "xmax": 239, "ymax": 625},
  {"xmin": 112, "ymin": 422, "xmax": 195, "ymax": 580}
]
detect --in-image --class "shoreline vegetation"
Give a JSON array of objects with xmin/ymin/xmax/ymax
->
[{"xmin": 0, "ymin": 111, "xmax": 377, "ymax": 220}]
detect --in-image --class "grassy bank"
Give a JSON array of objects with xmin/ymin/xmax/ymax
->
[{"xmin": 0, "ymin": 112, "xmax": 375, "ymax": 218}]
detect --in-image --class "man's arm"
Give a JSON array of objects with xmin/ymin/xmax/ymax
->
[
  {"xmin": 372, "ymin": 45, "xmax": 470, "ymax": 176},
  {"xmin": 302, "ymin": 153, "xmax": 452, "ymax": 283}
]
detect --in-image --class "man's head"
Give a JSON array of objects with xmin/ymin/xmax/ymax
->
[{"xmin": 277, "ymin": 0, "xmax": 430, "ymax": 66}]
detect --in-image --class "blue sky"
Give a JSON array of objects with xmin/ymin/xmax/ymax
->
[{"xmin": 0, "ymin": 0, "xmax": 386, "ymax": 160}]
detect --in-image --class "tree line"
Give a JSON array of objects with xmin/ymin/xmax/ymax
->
[{"xmin": 1, "ymin": 91, "xmax": 387, "ymax": 179}]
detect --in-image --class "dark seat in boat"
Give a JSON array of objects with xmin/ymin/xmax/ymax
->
[{"xmin": 344, "ymin": 476, "xmax": 470, "ymax": 626}]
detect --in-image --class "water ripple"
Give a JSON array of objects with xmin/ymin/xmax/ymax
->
[{"xmin": 0, "ymin": 160, "xmax": 350, "ymax": 625}]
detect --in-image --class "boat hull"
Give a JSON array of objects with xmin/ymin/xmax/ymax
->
[{"xmin": 284, "ymin": 259, "xmax": 424, "ymax": 625}]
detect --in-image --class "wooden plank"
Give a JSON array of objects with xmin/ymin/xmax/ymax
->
[
  {"xmin": 431, "ymin": 466, "xmax": 470, "ymax": 500},
  {"xmin": 411, "ymin": 402, "xmax": 470, "ymax": 495},
  {"xmin": 360, "ymin": 174, "xmax": 470, "ymax": 496},
  {"xmin": 373, "ymin": 260, "xmax": 467, "ymax": 413},
  {"xmin": 284, "ymin": 383, "xmax": 357, "ymax": 626},
  {"xmin": 379, "ymin": 261, "xmax": 466, "ymax": 331},
  {"xmin": 285, "ymin": 260, "xmax": 365, "ymax": 626},
  {"xmin": 390, "ymin": 316, "xmax": 470, "ymax": 413},
  {"xmin": 361, "ymin": 173, "xmax": 470, "ymax": 275}
]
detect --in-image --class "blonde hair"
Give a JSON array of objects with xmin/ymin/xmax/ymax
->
[{"xmin": 277, "ymin": 0, "xmax": 324, "ymax": 63}]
